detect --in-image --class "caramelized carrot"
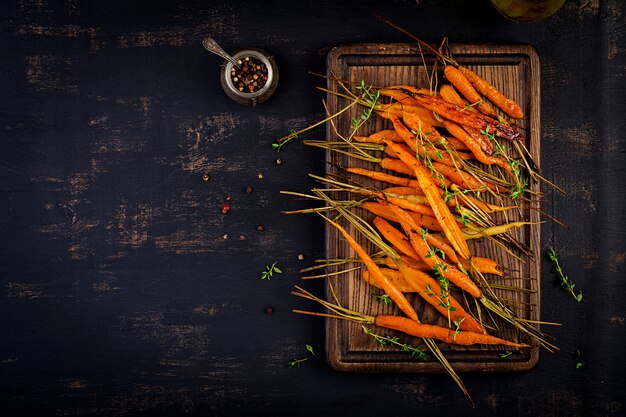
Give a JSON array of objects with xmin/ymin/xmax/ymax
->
[
  {"xmin": 364, "ymin": 266, "xmax": 486, "ymax": 334},
  {"xmin": 458, "ymin": 66, "xmax": 524, "ymax": 119},
  {"xmin": 443, "ymin": 67, "xmax": 498, "ymax": 117},
  {"xmin": 431, "ymin": 161, "xmax": 501, "ymax": 192},
  {"xmin": 382, "ymin": 140, "xmax": 472, "ymax": 260},
  {"xmin": 376, "ymin": 103, "xmax": 444, "ymax": 127},
  {"xmin": 439, "ymin": 85, "xmax": 495, "ymax": 154},
  {"xmin": 413, "ymin": 94, "xmax": 522, "ymax": 141},
  {"xmin": 387, "ymin": 203, "xmax": 482, "ymax": 298},
  {"xmin": 354, "ymin": 129, "xmax": 402, "ymax": 144},
  {"xmin": 374, "ymin": 315, "xmax": 526, "ymax": 347},
  {"xmin": 361, "ymin": 202, "xmax": 443, "ymax": 232},
  {"xmin": 459, "ymin": 257, "xmax": 505, "ymax": 277},
  {"xmin": 323, "ymin": 216, "xmax": 418, "ymax": 321},
  {"xmin": 380, "ymin": 157, "xmax": 415, "ymax": 177},
  {"xmin": 346, "ymin": 167, "xmax": 421, "ymax": 189},
  {"xmin": 442, "ymin": 120, "xmax": 512, "ymax": 174},
  {"xmin": 373, "ymin": 217, "xmax": 420, "ymax": 260}
]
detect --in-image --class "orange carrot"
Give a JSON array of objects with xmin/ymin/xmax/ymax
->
[
  {"xmin": 380, "ymin": 157, "xmax": 415, "ymax": 177},
  {"xmin": 389, "ymin": 115, "xmax": 474, "ymax": 169},
  {"xmin": 382, "ymin": 140, "xmax": 472, "ymax": 260},
  {"xmin": 424, "ymin": 231, "xmax": 459, "ymax": 265},
  {"xmin": 387, "ymin": 203, "xmax": 482, "ymax": 298},
  {"xmin": 376, "ymin": 103, "xmax": 444, "ymax": 127},
  {"xmin": 382, "ymin": 186, "xmax": 423, "ymax": 196},
  {"xmin": 374, "ymin": 215, "xmax": 458, "ymax": 265},
  {"xmin": 442, "ymin": 120, "xmax": 512, "ymax": 174},
  {"xmin": 431, "ymin": 161, "xmax": 500, "ymax": 192},
  {"xmin": 323, "ymin": 216, "xmax": 418, "ymax": 321},
  {"xmin": 459, "ymin": 257, "xmax": 504, "ymax": 277},
  {"xmin": 439, "ymin": 85, "xmax": 496, "ymax": 155},
  {"xmin": 443, "ymin": 67, "xmax": 498, "ymax": 117},
  {"xmin": 378, "ymin": 87, "xmax": 421, "ymax": 105},
  {"xmin": 361, "ymin": 202, "xmax": 443, "ymax": 232},
  {"xmin": 373, "ymin": 217, "xmax": 420, "ymax": 260},
  {"xmin": 362, "ymin": 268, "xmax": 414, "ymax": 293},
  {"xmin": 346, "ymin": 167, "xmax": 419, "ymax": 188},
  {"xmin": 458, "ymin": 66, "xmax": 524, "ymax": 119},
  {"xmin": 364, "ymin": 266, "xmax": 486, "ymax": 334},
  {"xmin": 413, "ymin": 94, "xmax": 522, "ymax": 141},
  {"xmin": 354, "ymin": 129, "xmax": 403, "ymax": 144},
  {"xmin": 374, "ymin": 315, "xmax": 526, "ymax": 347}
]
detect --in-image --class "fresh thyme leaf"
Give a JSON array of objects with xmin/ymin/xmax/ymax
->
[
  {"xmin": 575, "ymin": 349, "xmax": 585, "ymax": 369},
  {"xmin": 287, "ymin": 357, "xmax": 308, "ymax": 368},
  {"xmin": 499, "ymin": 351, "xmax": 513, "ymax": 359},
  {"xmin": 305, "ymin": 344, "xmax": 315, "ymax": 356},
  {"xmin": 547, "ymin": 249, "xmax": 582, "ymax": 302},
  {"xmin": 260, "ymin": 261, "xmax": 282, "ymax": 280},
  {"xmin": 362, "ymin": 326, "xmax": 427, "ymax": 360}
]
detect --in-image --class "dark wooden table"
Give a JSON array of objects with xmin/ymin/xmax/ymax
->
[{"xmin": 1, "ymin": 1, "xmax": 625, "ymax": 416}]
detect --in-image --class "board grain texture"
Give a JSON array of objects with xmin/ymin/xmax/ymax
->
[{"xmin": 325, "ymin": 43, "xmax": 541, "ymax": 373}]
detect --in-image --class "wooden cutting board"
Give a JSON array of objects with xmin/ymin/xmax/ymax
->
[{"xmin": 324, "ymin": 43, "xmax": 541, "ymax": 372}]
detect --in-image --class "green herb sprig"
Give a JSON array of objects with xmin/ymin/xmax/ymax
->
[
  {"xmin": 547, "ymin": 249, "xmax": 582, "ymax": 302},
  {"xmin": 287, "ymin": 344, "xmax": 315, "ymax": 368},
  {"xmin": 260, "ymin": 261, "xmax": 282, "ymax": 280},
  {"xmin": 362, "ymin": 326, "xmax": 427, "ymax": 360}
]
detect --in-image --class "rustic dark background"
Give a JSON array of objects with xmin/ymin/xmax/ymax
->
[{"xmin": 1, "ymin": 0, "xmax": 625, "ymax": 416}]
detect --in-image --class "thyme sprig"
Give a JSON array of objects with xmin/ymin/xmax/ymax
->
[
  {"xmin": 547, "ymin": 249, "xmax": 582, "ymax": 302},
  {"xmin": 287, "ymin": 344, "xmax": 315, "ymax": 368},
  {"xmin": 362, "ymin": 326, "xmax": 428, "ymax": 360},
  {"xmin": 260, "ymin": 261, "xmax": 282, "ymax": 280}
]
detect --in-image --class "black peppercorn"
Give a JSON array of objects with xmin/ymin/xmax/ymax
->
[{"xmin": 230, "ymin": 56, "xmax": 268, "ymax": 94}]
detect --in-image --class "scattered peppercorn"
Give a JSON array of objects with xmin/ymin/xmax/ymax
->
[
  {"xmin": 275, "ymin": 158, "xmax": 282, "ymax": 165},
  {"xmin": 239, "ymin": 235, "xmax": 245, "ymax": 240},
  {"xmin": 297, "ymin": 253, "xmax": 305, "ymax": 261},
  {"xmin": 256, "ymin": 224, "xmax": 265, "ymax": 232},
  {"xmin": 245, "ymin": 186, "xmax": 253, "ymax": 194},
  {"xmin": 226, "ymin": 195, "xmax": 232, "ymax": 201},
  {"xmin": 258, "ymin": 173, "xmax": 264, "ymax": 179},
  {"xmin": 264, "ymin": 306, "xmax": 274, "ymax": 314},
  {"xmin": 230, "ymin": 56, "xmax": 269, "ymax": 94},
  {"xmin": 202, "ymin": 174, "xmax": 210, "ymax": 181},
  {"xmin": 223, "ymin": 234, "xmax": 231, "ymax": 240},
  {"xmin": 221, "ymin": 203, "xmax": 231, "ymax": 214}
]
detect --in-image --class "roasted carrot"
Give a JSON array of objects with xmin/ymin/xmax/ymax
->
[
  {"xmin": 382, "ymin": 140, "xmax": 472, "ymax": 260},
  {"xmin": 442, "ymin": 120, "xmax": 512, "ymax": 174},
  {"xmin": 346, "ymin": 167, "xmax": 420, "ymax": 188},
  {"xmin": 458, "ymin": 66, "xmax": 524, "ymax": 119},
  {"xmin": 380, "ymin": 157, "xmax": 415, "ymax": 177},
  {"xmin": 374, "ymin": 315, "xmax": 526, "ymax": 347},
  {"xmin": 378, "ymin": 87, "xmax": 421, "ymax": 105},
  {"xmin": 400, "ymin": 111, "xmax": 446, "ymax": 144},
  {"xmin": 354, "ymin": 129, "xmax": 403, "ymax": 144},
  {"xmin": 459, "ymin": 257, "xmax": 504, "ymax": 277},
  {"xmin": 439, "ymin": 85, "xmax": 495, "ymax": 155},
  {"xmin": 382, "ymin": 186, "xmax": 423, "ymax": 196},
  {"xmin": 443, "ymin": 67, "xmax": 498, "ymax": 118},
  {"xmin": 375, "ymin": 215, "xmax": 458, "ymax": 265},
  {"xmin": 431, "ymin": 161, "xmax": 500, "ymax": 192},
  {"xmin": 413, "ymin": 94, "xmax": 522, "ymax": 141},
  {"xmin": 376, "ymin": 102, "xmax": 444, "ymax": 127},
  {"xmin": 364, "ymin": 266, "xmax": 486, "ymax": 334},
  {"xmin": 362, "ymin": 268, "xmax": 414, "ymax": 293},
  {"xmin": 387, "ymin": 203, "xmax": 482, "ymax": 298},
  {"xmin": 361, "ymin": 201, "xmax": 443, "ymax": 231},
  {"xmin": 373, "ymin": 216, "xmax": 420, "ymax": 260},
  {"xmin": 381, "ymin": 254, "xmax": 429, "ymax": 270},
  {"xmin": 322, "ymin": 215, "xmax": 419, "ymax": 321}
]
